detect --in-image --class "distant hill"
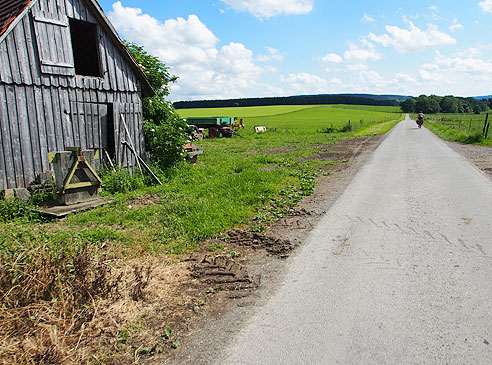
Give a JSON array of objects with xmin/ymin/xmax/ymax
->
[
  {"xmin": 337, "ymin": 94, "xmax": 411, "ymax": 102},
  {"xmin": 474, "ymin": 95, "xmax": 492, "ymax": 100},
  {"xmin": 174, "ymin": 93, "xmax": 411, "ymax": 109}
]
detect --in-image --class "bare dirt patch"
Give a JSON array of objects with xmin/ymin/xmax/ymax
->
[{"xmin": 126, "ymin": 194, "xmax": 162, "ymax": 207}]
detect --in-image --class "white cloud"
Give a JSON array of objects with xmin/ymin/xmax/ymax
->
[
  {"xmin": 449, "ymin": 19, "xmax": 464, "ymax": 32},
  {"xmin": 419, "ymin": 69, "xmax": 446, "ymax": 82},
  {"xmin": 434, "ymin": 51, "xmax": 492, "ymax": 74},
  {"xmin": 257, "ymin": 46, "xmax": 285, "ymax": 62},
  {"xmin": 368, "ymin": 22, "xmax": 456, "ymax": 53},
  {"xmin": 429, "ymin": 6, "xmax": 438, "ymax": 12},
  {"xmin": 320, "ymin": 53, "xmax": 343, "ymax": 63},
  {"xmin": 108, "ymin": 2, "xmax": 265, "ymax": 100},
  {"xmin": 479, "ymin": 0, "xmax": 492, "ymax": 13},
  {"xmin": 361, "ymin": 14, "xmax": 375, "ymax": 23},
  {"xmin": 220, "ymin": 0, "xmax": 313, "ymax": 19},
  {"xmin": 279, "ymin": 73, "xmax": 341, "ymax": 94},
  {"xmin": 343, "ymin": 42, "xmax": 382, "ymax": 62},
  {"xmin": 395, "ymin": 73, "xmax": 416, "ymax": 82}
]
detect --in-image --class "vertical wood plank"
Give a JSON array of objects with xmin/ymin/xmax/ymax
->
[
  {"xmin": 76, "ymin": 101, "xmax": 87, "ymax": 148},
  {"xmin": 98, "ymin": 29, "xmax": 111, "ymax": 91},
  {"xmin": 0, "ymin": 86, "xmax": 6, "ymax": 189},
  {"xmin": 59, "ymin": 88, "xmax": 73, "ymax": 147},
  {"xmin": 42, "ymin": 87, "xmax": 57, "ymax": 151},
  {"xmin": 0, "ymin": 41, "xmax": 13, "ymax": 84},
  {"xmin": 22, "ymin": 15, "xmax": 42, "ymax": 86},
  {"xmin": 46, "ymin": 0, "xmax": 57, "ymax": 13},
  {"xmin": 6, "ymin": 85, "xmax": 24, "ymax": 187},
  {"xmin": 0, "ymin": 114, "xmax": 6, "ymax": 190},
  {"xmin": 71, "ymin": 0, "xmax": 81, "ymax": 20},
  {"xmin": 68, "ymin": 88, "xmax": 80, "ymax": 146},
  {"xmin": 25, "ymin": 86, "xmax": 42, "ymax": 179},
  {"xmin": 114, "ymin": 51, "xmax": 125, "ymax": 92},
  {"xmin": 0, "ymin": 85, "xmax": 16, "ymax": 188},
  {"xmin": 37, "ymin": 0, "xmax": 48, "ymax": 12},
  {"xmin": 56, "ymin": 0, "xmax": 66, "ymax": 15},
  {"xmin": 5, "ymin": 32, "xmax": 22, "ymax": 84},
  {"xmin": 13, "ymin": 19, "xmax": 33, "ymax": 85},
  {"xmin": 64, "ymin": 0, "xmax": 74, "ymax": 18},
  {"xmin": 105, "ymin": 38, "xmax": 117, "ymax": 91},
  {"xmin": 51, "ymin": 88, "xmax": 64, "ymax": 150},
  {"xmin": 76, "ymin": 0, "xmax": 88, "ymax": 21},
  {"xmin": 33, "ymin": 86, "xmax": 50, "ymax": 172}
]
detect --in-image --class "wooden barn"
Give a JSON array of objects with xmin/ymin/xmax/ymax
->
[{"xmin": 0, "ymin": 0, "xmax": 154, "ymax": 191}]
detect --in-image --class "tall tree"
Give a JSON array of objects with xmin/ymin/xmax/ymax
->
[
  {"xmin": 415, "ymin": 95, "xmax": 430, "ymax": 113},
  {"xmin": 125, "ymin": 42, "xmax": 187, "ymax": 169},
  {"xmin": 440, "ymin": 96, "xmax": 458, "ymax": 113},
  {"xmin": 400, "ymin": 98, "xmax": 416, "ymax": 113}
]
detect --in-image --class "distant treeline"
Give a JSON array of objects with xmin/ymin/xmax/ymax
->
[
  {"xmin": 174, "ymin": 94, "xmax": 402, "ymax": 109},
  {"xmin": 401, "ymin": 95, "xmax": 491, "ymax": 114}
]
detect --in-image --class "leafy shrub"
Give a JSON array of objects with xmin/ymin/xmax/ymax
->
[
  {"xmin": 318, "ymin": 125, "xmax": 337, "ymax": 134},
  {"xmin": 0, "ymin": 198, "xmax": 39, "ymax": 222},
  {"xmin": 339, "ymin": 122, "xmax": 353, "ymax": 133},
  {"xmin": 102, "ymin": 167, "xmax": 144, "ymax": 194},
  {"xmin": 144, "ymin": 116, "xmax": 188, "ymax": 170},
  {"xmin": 318, "ymin": 122, "xmax": 352, "ymax": 134}
]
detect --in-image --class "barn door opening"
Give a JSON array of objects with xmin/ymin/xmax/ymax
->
[
  {"xmin": 101, "ymin": 103, "xmax": 115, "ymax": 161},
  {"xmin": 70, "ymin": 102, "xmax": 114, "ymax": 167}
]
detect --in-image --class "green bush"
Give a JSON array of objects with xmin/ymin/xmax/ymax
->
[
  {"xmin": 318, "ymin": 122, "xmax": 352, "ymax": 134},
  {"xmin": 0, "ymin": 198, "xmax": 39, "ymax": 222},
  {"xmin": 144, "ymin": 115, "xmax": 188, "ymax": 170}
]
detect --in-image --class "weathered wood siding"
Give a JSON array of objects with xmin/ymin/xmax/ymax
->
[{"xmin": 0, "ymin": 0, "xmax": 146, "ymax": 189}]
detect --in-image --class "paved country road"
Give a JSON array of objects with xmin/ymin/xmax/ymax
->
[{"xmin": 219, "ymin": 115, "xmax": 492, "ymax": 364}]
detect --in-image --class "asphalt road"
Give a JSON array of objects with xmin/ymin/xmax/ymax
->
[{"xmin": 219, "ymin": 115, "xmax": 492, "ymax": 364}]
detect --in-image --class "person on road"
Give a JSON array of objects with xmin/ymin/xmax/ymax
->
[{"xmin": 417, "ymin": 111, "xmax": 424, "ymax": 128}]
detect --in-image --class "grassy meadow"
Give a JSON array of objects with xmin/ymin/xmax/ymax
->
[
  {"xmin": 2, "ymin": 105, "xmax": 403, "ymax": 256},
  {"xmin": 423, "ymin": 113, "xmax": 492, "ymax": 146}
]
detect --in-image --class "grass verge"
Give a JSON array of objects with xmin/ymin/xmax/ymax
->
[{"xmin": 423, "ymin": 113, "xmax": 492, "ymax": 146}]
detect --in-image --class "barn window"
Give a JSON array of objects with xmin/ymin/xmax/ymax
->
[
  {"xmin": 32, "ymin": 12, "xmax": 75, "ymax": 76},
  {"xmin": 69, "ymin": 18, "xmax": 101, "ymax": 77}
]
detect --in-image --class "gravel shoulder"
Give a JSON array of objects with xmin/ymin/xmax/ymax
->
[{"xmin": 445, "ymin": 141, "xmax": 492, "ymax": 181}]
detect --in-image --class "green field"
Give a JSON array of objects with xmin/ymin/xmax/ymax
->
[
  {"xmin": 176, "ymin": 104, "xmax": 322, "ymax": 117},
  {"xmin": 177, "ymin": 104, "xmax": 401, "ymax": 118}
]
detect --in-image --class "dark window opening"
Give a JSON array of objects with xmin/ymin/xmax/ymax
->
[
  {"xmin": 105, "ymin": 104, "xmax": 115, "ymax": 159},
  {"xmin": 69, "ymin": 18, "xmax": 101, "ymax": 77}
]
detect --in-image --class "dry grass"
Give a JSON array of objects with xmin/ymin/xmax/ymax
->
[
  {"xmin": 0, "ymin": 243, "xmax": 120, "ymax": 363},
  {"xmin": 0, "ymin": 243, "xmax": 202, "ymax": 364}
]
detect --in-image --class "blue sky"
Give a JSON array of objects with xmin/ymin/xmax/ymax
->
[{"xmin": 97, "ymin": 0, "xmax": 492, "ymax": 101}]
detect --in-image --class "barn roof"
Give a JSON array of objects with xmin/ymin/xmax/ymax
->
[
  {"xmin": 0, "ymin": 0, "xmax": 31, "ymax": 38},
  {"xmin": 0, "ymin": 0, "xmax": 154, "ymax": 97}
]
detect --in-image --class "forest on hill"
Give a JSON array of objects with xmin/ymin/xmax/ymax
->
[
  {"xmin": 401, "ymin": 95, "xmax": 491, "ymax": 114},
  {"xmin": 174, "ymin": 94, "xmax": 403, "ymax": 109}
]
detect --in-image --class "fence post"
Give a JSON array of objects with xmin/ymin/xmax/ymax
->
[
  {"xmin": 486, "ymin": 122, "xmax": 490, "ymax": 139},
  {"xmin": 483, "ymin": 113, "xmax": 489, "ymax": 136}
]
